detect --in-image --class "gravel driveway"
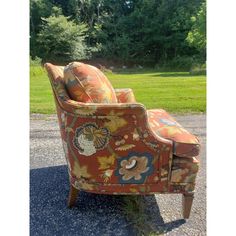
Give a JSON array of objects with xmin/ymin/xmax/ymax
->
[{"xmin": 30, "ymin": 113, "xmax": 206, "ymax": 236}]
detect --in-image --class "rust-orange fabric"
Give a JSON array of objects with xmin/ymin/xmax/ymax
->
[
  {"xmin": 64, "ymin": 62, "xmax": 117, "ymax": 103},
  {"xmin": 44, "ymin": 62, "xmax": 200, "ymax": 195}
]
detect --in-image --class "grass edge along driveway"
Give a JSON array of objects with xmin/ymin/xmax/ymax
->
[{"xmin": 30, "ymin": 66, "xmax": 206, "ymax": 114}]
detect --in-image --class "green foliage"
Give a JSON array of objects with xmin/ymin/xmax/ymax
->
[
  {"xmin": 37, "ymin": 13, "xmax": 90, "ymax": 62},
  {"xmin": 30, "ymin": 0, "xmax": 206, "ymax": 67},
  {"xmin": 91, "ymin": 0, "xmax": 203, "ymax": 65},
  {"xmin": 186, "ymin": 1, "xmax": 206, "ymax": 54}
]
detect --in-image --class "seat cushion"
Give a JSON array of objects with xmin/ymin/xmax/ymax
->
[
  {"xmin": 64, "ymin": 62, "xmax": 117, "ymax": 103},
  {"xmin": 147, "ymin": 109, "xmax": 200, "ymax": 157}
]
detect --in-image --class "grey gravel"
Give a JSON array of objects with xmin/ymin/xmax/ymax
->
[{"xmin": 30, "ymin": 113, "xmax": 206, "ymax": 236}]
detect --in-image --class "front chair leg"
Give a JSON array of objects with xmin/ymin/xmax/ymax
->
[
  {"xmin": 182, "ymin": 193, "xmax": 194, "ymax": 219},
  {"xmin": 68, "ymin": 184, "xmax": 79, "ymax": 208}
]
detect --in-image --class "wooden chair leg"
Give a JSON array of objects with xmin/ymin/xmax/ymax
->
[
  {"xmin": 182, "ymin": 193, "xmax": 194, "ymax": 219},
  {"xmin": 68, "ymin": 184, "xmax": 79, "ymax": 208}
]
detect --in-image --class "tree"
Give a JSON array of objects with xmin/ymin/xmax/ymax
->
[
  {"xmin": 186, "ymin": 1, "xmax": 206, "ymax": 56},
  {"xmin": 30, "ymin": 0, "xmax": 54, "ymax": 58},
  {"xmin": 36, "ymin": 12, "xmax": 90, "ymax": 62},
  {"xmin": 92, "ymin": 0, "xmax": 203, "ymax": 64}
]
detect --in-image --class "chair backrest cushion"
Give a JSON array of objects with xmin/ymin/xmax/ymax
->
[{"xmin": 64, "ymin": 62, "xmax": 117, "ymax": 103}]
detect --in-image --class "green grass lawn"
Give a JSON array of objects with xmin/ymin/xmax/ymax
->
[{"xmin": 30, "ymin": 66, "xmax": 206, "ymax": 114}]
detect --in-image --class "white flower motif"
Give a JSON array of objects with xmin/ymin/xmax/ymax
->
[
  {"xmin": 77, "ymin": 134, "xmax": 96, "ymax": 156},
  {"xmin": 73, "ymin": 123, "xmax": 110, "ymax": 156}
]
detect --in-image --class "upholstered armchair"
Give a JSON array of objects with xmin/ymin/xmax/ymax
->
[{"xmin": 45, "ymin": 62, "xmax": 200, "ymax": 219}]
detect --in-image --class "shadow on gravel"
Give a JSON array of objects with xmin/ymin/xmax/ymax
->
[{"xmin": 30, "ymin": 165, "xmax": 185, "ymax": 235}]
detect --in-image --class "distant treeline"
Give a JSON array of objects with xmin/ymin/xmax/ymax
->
[{"xmin": 30, "ymin": 0, "xmax": 206, "ymax": 69}]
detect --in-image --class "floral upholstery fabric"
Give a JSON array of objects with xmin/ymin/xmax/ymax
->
[
  {"xmin": 115, "ymin": 88, "xmax": 136, "ymax": 103},
  {"xmin": 44, "ymin": 63, "xmax": 200, "ymax": 195},
  {"xmin": 148, "ymin": 109, "xmax": 200, "ymax": 157},
  {"xmin": 64, "ymin": 62, "xmax": 117, "ymax": 103},
  {"xmin": 171, "ymin": 156, "xmax": 199, "ymax": 183}
]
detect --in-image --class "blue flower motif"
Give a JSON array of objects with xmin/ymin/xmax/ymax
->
[{"xmin": 115, "ymin": 152, "xmax": 154, "ymax": 184}]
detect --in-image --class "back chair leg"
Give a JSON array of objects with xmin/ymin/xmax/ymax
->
[
  {"xmin": 68, "ymin": 184, "xmax": 79, "ymax": 208},
  {"xmin": 182, "ymin": 193, "xmax": 194, "ymax": 219}
]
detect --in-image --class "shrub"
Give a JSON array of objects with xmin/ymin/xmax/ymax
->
[{"xmin": 37, "ymin": 14, "xmax": 91, "ymax": 63}]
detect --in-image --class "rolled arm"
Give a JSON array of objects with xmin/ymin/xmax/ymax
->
[
  {"xmin": 57, "ymin": 93, "xmax": 172, "ymax": 147},
  {"xmin": 115, "ymin": 88, "xmax": 136, "ymax": 103}
]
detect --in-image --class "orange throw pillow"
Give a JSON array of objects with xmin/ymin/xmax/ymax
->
[{"xmin": 64, "ymin": 62, "xmax": 117, "ymax": 103}]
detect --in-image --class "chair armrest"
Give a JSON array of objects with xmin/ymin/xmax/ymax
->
[
  {"xmin": 115, "ymin": 88, "xmax": 136, "ymax": 103},
  {"xmin": 57, "ymin": 95, "xmax": 172, "ymax": 147}
]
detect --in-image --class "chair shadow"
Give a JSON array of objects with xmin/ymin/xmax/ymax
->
[{"xmin": 30, "ymin": 165, "xmax": 185, "ymax": 235}]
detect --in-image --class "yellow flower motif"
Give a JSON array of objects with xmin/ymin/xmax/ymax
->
[
  {"xmin": 74, "ymin": 106, "xmax": 97, "ymax": 116},
  {"xmin": 72, "ymin": 161, "xmax": 91, "ymax": 179},
  {"xmin": 97, "ymin": 154, "xmax": 115, "ymax": 170},
  {"xmin": 100, "ymin": 169, "xmax": 114, "ymax": 182},
  {"xmin": 115, "ymin": 144, "xmax": 136, "ymax": 151},
  {"xmin": 104, "ymin": 111, "xmax": 127, "ymax": 133}
]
